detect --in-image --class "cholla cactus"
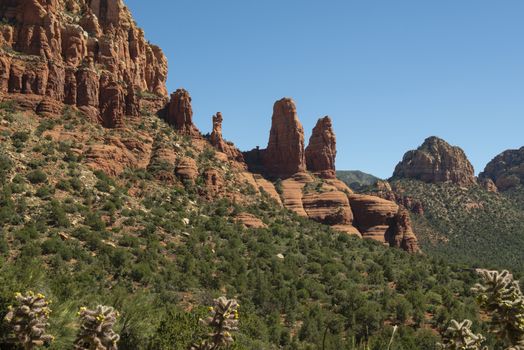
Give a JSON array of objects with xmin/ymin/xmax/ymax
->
[
  {"xmin": 4, "ymin": 291, "xmax": 54, "ymax": 349},
  {"xmin": 74, "ymin": 305, "xmax": 120, "ymax": 350},
  {"xmin": 437, "ymin": 319, "xmax": 487, "ymax": 350},
  {"xmin": 472, "ymin": 269, "xmax": 524, "ymax": 349},
  {"xmin": 191, "ymin": 297, "xmax": 239, "ymax": 350}
]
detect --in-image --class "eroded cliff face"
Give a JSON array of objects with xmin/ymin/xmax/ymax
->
[
  {"xmin": 480, "ymin": 147, "xmax": 524, "ymax": 191},
  {"xmin": 305, "ymin": 116, "xmax": 337, "ymax": 179},
  {"xmin": 393, "ymin": 136, "xmax": 476, "ymax": 187},
  {"xmin": 0, "ymin": 0, "xmax": 168, "ymax": 127},
  {"xmin": 0, "ymin": 2, "xmax": 420, "ymax": 254}
]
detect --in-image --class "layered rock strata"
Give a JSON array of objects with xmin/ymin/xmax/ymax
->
[{"xmin": 0, "ymin": 0, "xmax": 168, "ymax": 127}]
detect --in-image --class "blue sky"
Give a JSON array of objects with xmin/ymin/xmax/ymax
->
[{"xmin": 126, "ymin": 0, "xmax": 524, "ymax": 179}]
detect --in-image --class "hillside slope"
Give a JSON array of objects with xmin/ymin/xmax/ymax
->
[
  {"xmin": 366, "ymin": 179, "xmax": 524, "ymax": 276},
  {"xmin": 0, "ymin": 100, "xmax": 485, "ymax": 350}
]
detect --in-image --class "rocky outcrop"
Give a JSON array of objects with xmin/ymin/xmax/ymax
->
[
  {"xmin": 393, "ymin": 136, "xmax": 476, "ymax": 187},
  {"xmin": 209, "ymin": 112, "xmax": 244, "ymax": 162},
  {"xmin": 202, "ymin": 168, "xmax": 224, "ymax": 198},
  {"xmin": 263, "ymin": 98, "xmax": 306, "ymax": 179},
  {"xmin": 480, "ymin": 147, "xmax": 524, "ymax": 191},
  {"xmin": 479, "ymin": 177, "xmax": 498, "ymax": 193},
  {"xmin": 373, "ymin": 180, "xmax": 425, "ymax": 215},
  {"xmin": 235, "ymin": 213, "xmax": 267, "ymax": 229},
  {"xmin": 279, "ymin": 172, "xmax": 313, "ymax": 217},
  {"xmin": 165, "ymin": 89, "xmax": 200, "ymax": 137},
  {"xmin": 0, "ymin": 0, "xmax": 168, "ymax": 127},
  {"xmin": 386, "ymin": 208, "xmax": 420, "ymax": 253},
  {"xmin": 84, "ymin": 135, "xmax": 153, "ymax": 176},
  {"xmin": 348, "ymin": 194, "xmax": 399, "ymax": 242},
  {"xmin": 303, "ymin": 189, "xmax": 353, "ymax": 227},
  {"xmin": 175, "ymin": 157, "xmax": 199, "ymax": 184},
  {"xmin": 305, "ymin": 116, "xmax": 336, "ymax": 179}
]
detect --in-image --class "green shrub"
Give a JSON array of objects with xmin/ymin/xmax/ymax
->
[{"xmin": 26, "ymin": 170, "xmax": 48, "ymax": 184}]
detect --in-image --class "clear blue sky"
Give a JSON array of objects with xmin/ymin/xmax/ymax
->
[{"xmin": 126, "ymin": 0, "xmax": 524, "ymax": 179}]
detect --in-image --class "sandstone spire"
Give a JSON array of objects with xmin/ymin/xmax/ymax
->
[
  {"xmin": 263, "ymin": 98, "xmax": 306, "ymax": 179},
  {"xmin": 305, "ymin": 116, "xmax": 337, "ymax": 179},
  {"xmin": 210, "ymin": 112, "xmax": 244, "ymax": 162}
]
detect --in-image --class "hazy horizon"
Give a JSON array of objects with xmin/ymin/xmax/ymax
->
[{"xmin": 126, "ymin": 0, "xmax": 524, "ymax": 178}]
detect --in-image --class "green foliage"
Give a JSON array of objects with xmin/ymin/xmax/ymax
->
[
  {"xmin": 376, "ymin": 180, "xmax": 524, "ymax": 274},
  {"xmin": 147, "ymin": 310, "xmax": 207, "ymax": 350},
  {"xmin": 11, "ymin": 131, "xmax": 30, "ymax": 150},
  {"xmin": 26, "ymin": 169, "xmax": 48, "ymax": 184}
]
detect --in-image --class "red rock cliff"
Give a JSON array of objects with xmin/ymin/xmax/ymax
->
[
  {"xmin": 0, "ymin": 0, "xmax": 168, "ymax": 127},
  {"xmin": 305, "ymin": 116, "xmax": 336, "ymax": 179},
  {"xmin": 263, "ymin": 98, "xmax": 306, "ymax": 179}
]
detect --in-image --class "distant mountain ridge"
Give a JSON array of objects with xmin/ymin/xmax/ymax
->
[{"xmin": 336, "ymin": 170, "xmax": 381, "ymax": 190}]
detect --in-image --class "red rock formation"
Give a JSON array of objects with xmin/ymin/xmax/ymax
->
[
  {"xmin": 235, "ymin": 213, "xmax": 267, "ymax": 229},
  {"xmin": 175, "ymin": 157, "xmax": 199, "ymax": 184},
  {"xmin": 393, "ymin": 136, "xmax": 476, "ymax": 187},
  {"xmin": 479, "ymin": 147, "xmax": 524, "ymax": 191},
  {"xmin": 84, "ymin": 135, "xmax": 153, "ymax": 176},
  {"xmin": 263, "ymin": 98, "xmax": 306, "ymax": 179},
  {"xmin": 479, "ymin": 177, "xmax": 498, "ymax": 193},
  {"xmin": 210, "ymin": 112, "xmax": 244, "ymax": 162},
  {"xmin": 0, "ymin": 0, "xmax": 168, "ymax": 127},
  {"xmin": 165, "ymin": 89, "xmax": 200, "ymax": 136},
  {"xmin": 373, "ymin": 180, "xmax": 425, "ymax": 215},
  {"xmin": 386, "ymin": 208, "xmax": 420, "ymax": 253},
  {"xmin": 348, "ymin": 194, "xmax": 399, "ymax": 242},
  {"xmin": 202, "ymin": 168, "xmax": 224, "ymax": 198},
  {"xmin": 302, "ymin": 190, "xmax": 353, "ymax": 226},
  {"xmin": 305, "ymin": 116, "xmax": 336, "ymax": 179}
]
